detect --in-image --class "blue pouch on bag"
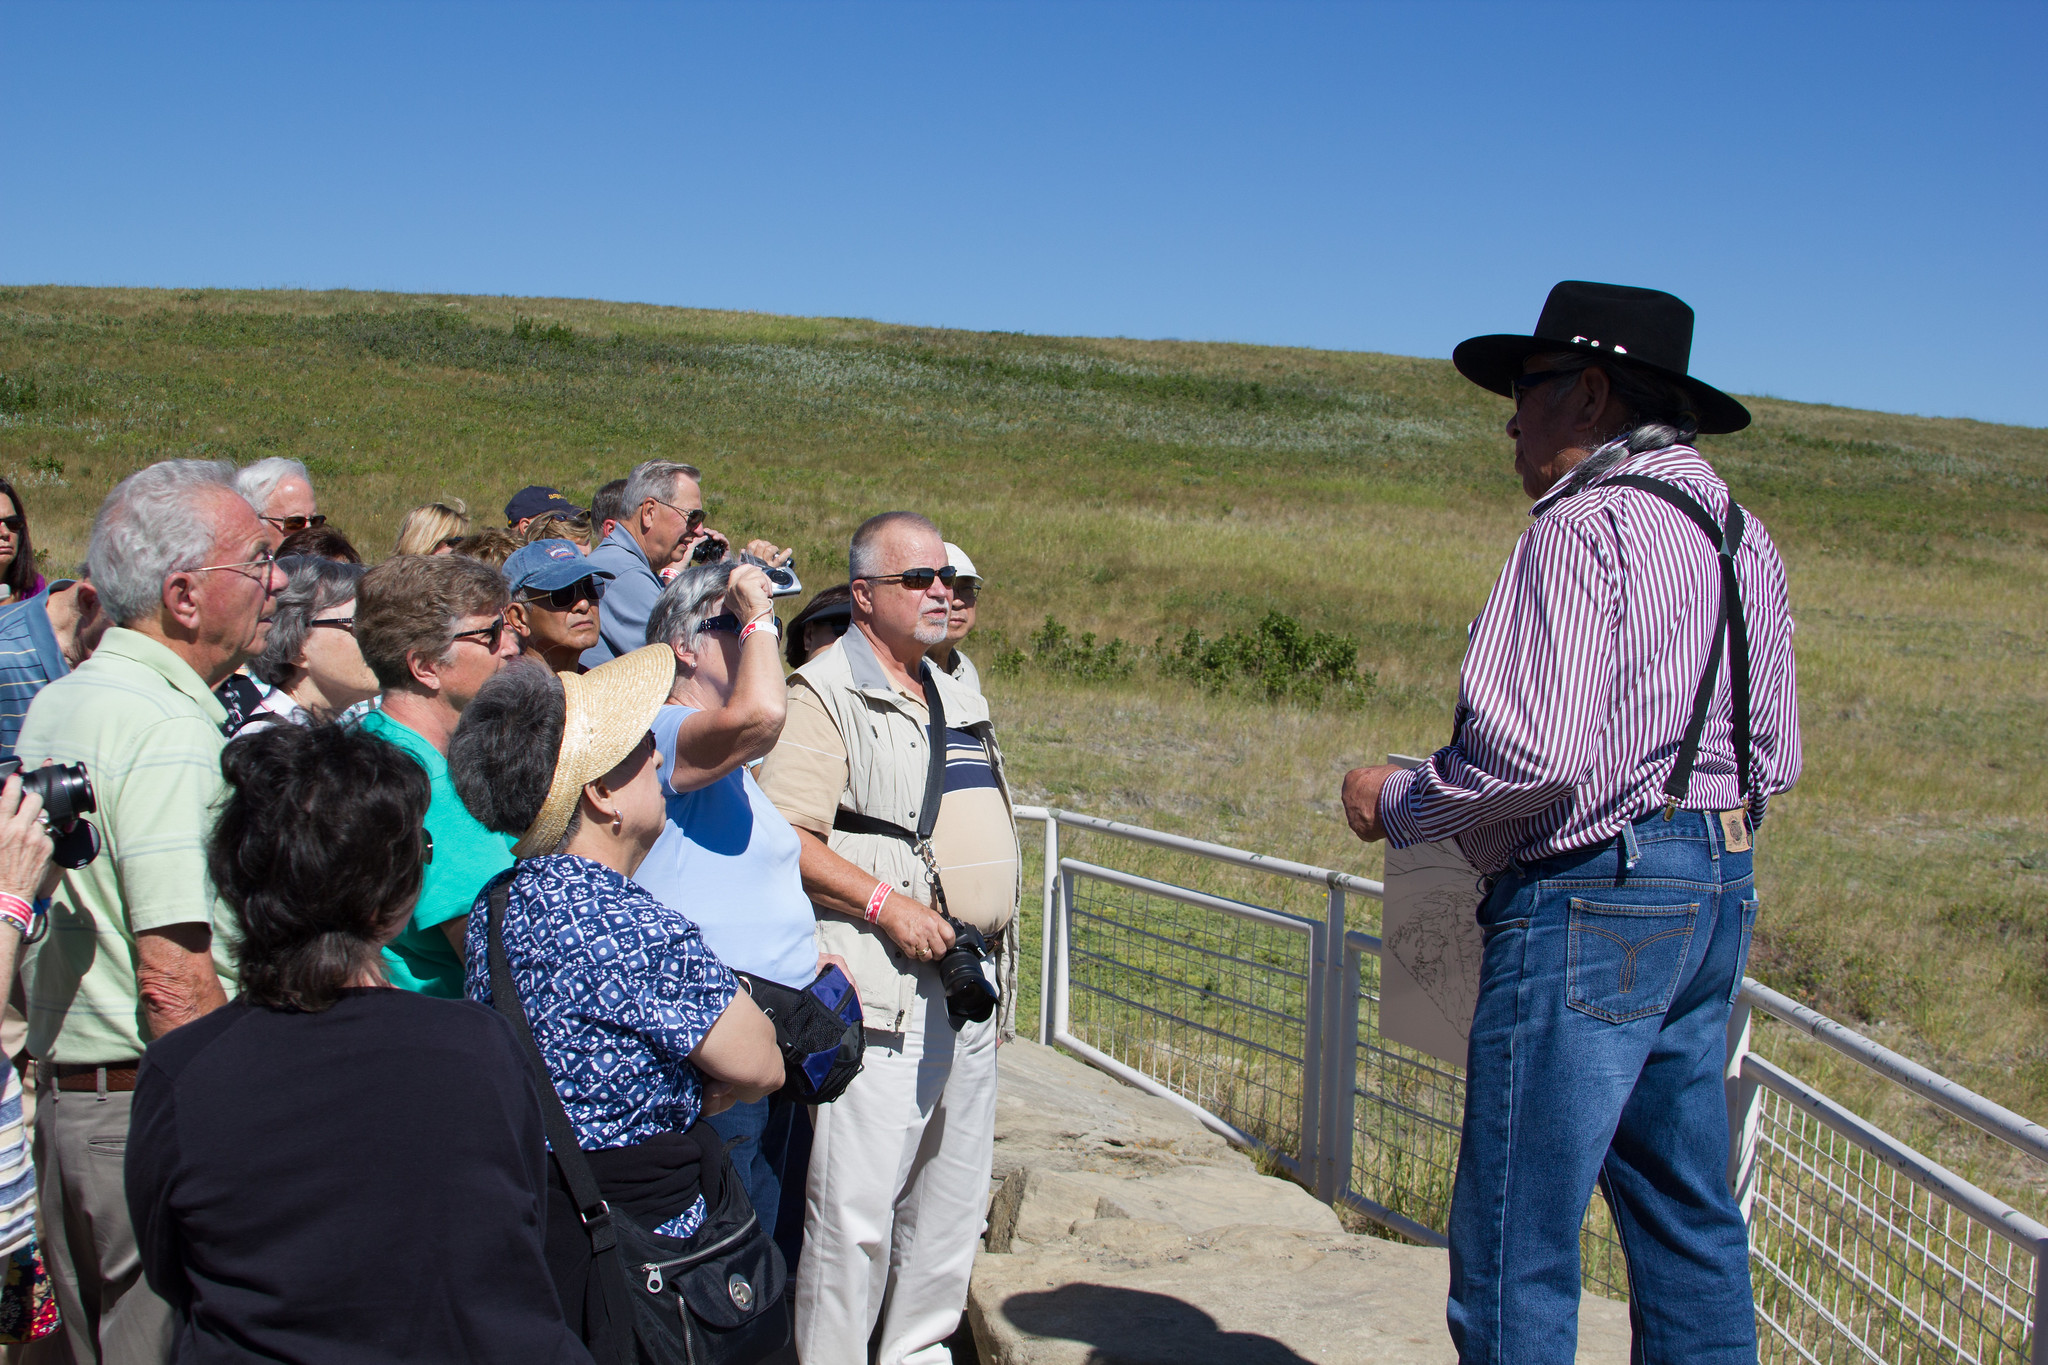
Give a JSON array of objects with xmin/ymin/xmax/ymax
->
[{"xmin": 737, "ymin": 964, "xmax": 865, "ymax": 1105}]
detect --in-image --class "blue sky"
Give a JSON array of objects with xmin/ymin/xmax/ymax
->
[{"xmin": 7, "ymin": 1, "xmax": 2044, "ymax": 427}]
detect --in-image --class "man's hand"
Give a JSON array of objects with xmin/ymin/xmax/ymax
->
[
  {"xmin": 743, "ymin": 539, "xmax": 793, "ymax": 567},
  {"xmin": 878, "ymin": 890, "xmax": 954, "ymax": 964},
  {"xmin": 1342, "ymin": 764, "xmax": 1401, "ymax": 843}
]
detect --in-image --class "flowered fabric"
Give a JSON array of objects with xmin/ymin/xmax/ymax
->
[{"xmin": 465, "ymin": 854, "xmax": 738, "ymax": 1237}]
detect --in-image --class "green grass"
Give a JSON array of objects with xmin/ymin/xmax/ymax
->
[{"xmin": 4, "ymin": 283, "xmax": 2046, "ymax": 1222}]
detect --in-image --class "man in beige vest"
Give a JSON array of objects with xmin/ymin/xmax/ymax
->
[{"xmin": 757, "ymin": 511, "xmax": 1019, "ymax": 1365}]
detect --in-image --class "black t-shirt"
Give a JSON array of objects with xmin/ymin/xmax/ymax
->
[{"xmin": 126, "ymin": 989, "xmax": 593, "ymax": 1365}]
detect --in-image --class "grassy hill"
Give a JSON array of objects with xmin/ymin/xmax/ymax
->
[{"xmin": 4, "ymin": 284, "xmax": 2045, "ymax": 1208}]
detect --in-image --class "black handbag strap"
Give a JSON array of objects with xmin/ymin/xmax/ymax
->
[
  {"xmin": 1604, "ymin": 474, "xmax": 1755, "ymax": 816},
  {"xmin": 828, "ymin": 665, "xmax": 954, "ymax": 913},
  {"xmin": 486, "ymin": 880, "xmax": 633, "ymax": 1365}
]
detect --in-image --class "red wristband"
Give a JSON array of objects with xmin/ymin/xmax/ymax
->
[
  {"xmin": 864, "ymin": 882, "xmax": 890, "ymax": 925},
  {"xmin": 0, "ymin": 893, "xmax": 31, "ymax": 939}
]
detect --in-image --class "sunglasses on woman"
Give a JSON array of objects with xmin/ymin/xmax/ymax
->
[
  {"xmin": 861, "ymin": 566, "xmax": 957, "ymax": 591},
  {"xmin": 261, "ymin": 514, "xmax": 328, "ymax": 533},
  {"xmin": 307, "ymin": 616, "xmax": 355, "ymax": 634},
  {"xmin": 0, "ymin": 516, "xmax": 24, "ymax": 534},
  {"xmin": 520, "ymin": 577, "xmax": 606, "ymax": 611}
]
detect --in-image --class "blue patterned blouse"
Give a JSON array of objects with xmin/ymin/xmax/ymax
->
[{"xmin": 465, "ymin": 854, "xmax": 739, "ymax": 1238}]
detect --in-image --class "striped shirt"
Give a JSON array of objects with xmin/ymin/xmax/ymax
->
[
  {"xmin": 0, "ymin": 582, "xmax": 72, "ymax": 762},
  {"xmin": 0, "ymin": 1068, "xmax": 33, "ymax": 1257},
  {"xmin": 1379, "ymin": 444, "xmax": 1802, "ymax": 874}
]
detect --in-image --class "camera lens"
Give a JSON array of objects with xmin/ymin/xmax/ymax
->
[
  {"xmin": 17, "ymin": 762, "xmax": 95, "ymax": 828},
  {"xmin": 937, "ymin": 916, "xmax": 999, "ymax": 1024}
]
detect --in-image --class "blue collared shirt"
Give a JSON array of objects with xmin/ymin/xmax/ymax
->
[
  {"xmin": 0, "ymin": 583, "xmax": 71, "ymax": 761},
  {"xmin": 582, "ymin": 526, "xmax": 665, "ymax": 667}
]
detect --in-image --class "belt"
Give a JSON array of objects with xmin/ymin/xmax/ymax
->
[{"xmin": 48, "ymin": 1063, "xmax": 141, "ymax": 1094}]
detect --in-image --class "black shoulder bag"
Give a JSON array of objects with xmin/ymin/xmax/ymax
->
[
  {"xmin": 486, "ymin": 882, "xmax": 790, "ymax": 1365},
  {"xmin": 1605, "ymin": 474, "xmax": 1757, "ymax": 824},
  {"xmin": 732, "ymin": 963, "xmax": 865, "ymax": 1106},
  {"xmin": 828, "ymin": 668, "xmax": 1001, "ymax": 1026}
]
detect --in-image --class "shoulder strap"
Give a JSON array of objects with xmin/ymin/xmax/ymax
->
[
  {"xmin": 1602, "ymin": 475, "xmax": 1755, "ymax": 815},
  {"xmin": 486, "ymin": 880, "xmax": 633, "ymax": 1365},
  {"xmin": 916, "ymin": 667, "xmax": 946, "ymax": 842}
]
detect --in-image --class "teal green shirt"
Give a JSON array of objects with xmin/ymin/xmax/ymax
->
[{"xmin": 359, "ymin": 708, "xmax": 514, "ymax": 997}]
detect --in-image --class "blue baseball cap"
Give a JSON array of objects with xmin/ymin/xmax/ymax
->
[
  {"xmin": 505, "ymin": 485, "xmax": 584, "ymax": 523},
  {"xmin": 503, "ymin": 540, "xmax": 615, "ymax": 597}
]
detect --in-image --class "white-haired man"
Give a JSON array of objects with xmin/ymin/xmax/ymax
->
[
  {"xmin": 233, "ymin": 456, "xmax": 322, "ymax": 536},
  {"xmin": 18, "ymin": 460, "xmax": 282, "ymax": 1364},
  {"xmin": 758, "ymin": 511, "xmax": 1019, "ymax": 1365}
]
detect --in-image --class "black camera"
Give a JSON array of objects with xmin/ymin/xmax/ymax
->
[
  {"xmin": 936, "ymin": 914, "xmax": 1000, "ymax": 1027},
  {"xmin": 690, "ymin": 535, "xmax": 726, "ymax": 565},
  {"xmin": 0, "ymin": 758, "xmax": 101, "ymax": 869}
]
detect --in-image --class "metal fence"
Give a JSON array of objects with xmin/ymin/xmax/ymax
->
[{"xmin": 1018, "ymin": 805, "xmax": 2048, "ymax": 1363}]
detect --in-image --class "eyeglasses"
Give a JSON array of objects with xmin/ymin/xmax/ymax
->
[
  {"xmin": 1508, "ymin": 369, "xmax": 1581, "ymax": 405},
  {"xmin": 262, "ymin": 514, "xmax": 327, "ymax": 533},
  {"xmin": 699, "ymin": 612, "xmax": 740, "ymax": 635},
  {"xmin": 952, "ymin": 578, "xmax": 982, "ymax": 597},
  {"xmin": 647, "ymin": 499, "xmax": 706, "ymax": 535},
  {"xmin": 447, "ymin": 618, "xmax": 508, "ymax": 652},
  {"xmin": 193, "ymin": 548, "xmax": 279, "ymax": 582},
  {"xmin": 307, "ymin": 616, "xmax": 356, "ymax": 634},
  {"xmin": 861, "ymin": 566, "xmax": 957, "ymax": 591},
  {"xmin": 519, "ymin": 577, "xmax": 606, "ymax": 611},
  {"xmin": 0, "ymin": 516, "xmax": 23, "ymax": 535}
]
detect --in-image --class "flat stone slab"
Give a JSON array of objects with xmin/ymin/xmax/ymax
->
[{"xmin": 976, "ymin": 1041, "xmax": 1632, "ymax": 1363}]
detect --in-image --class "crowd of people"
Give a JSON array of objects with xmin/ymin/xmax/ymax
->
[
  {"xmin": 0, "ymin": 455, "xmax": 1013, "ymax": 1365},
  {"xmin": 0, "ymin": 279, "xmax": 1803, "ymax": 1365}
]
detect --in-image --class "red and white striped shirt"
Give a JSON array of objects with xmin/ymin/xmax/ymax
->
[{"xmin": 1379, "ymin": 444, "xmax": 1801, "ymax": 874}]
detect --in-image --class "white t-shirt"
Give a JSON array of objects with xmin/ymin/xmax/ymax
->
[{"xmin": 633, "ymin": 705, "xmax": 822, "ymax": 990}]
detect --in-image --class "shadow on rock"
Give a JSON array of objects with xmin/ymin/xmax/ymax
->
[{"xmin": 1001, "ymin": 1284, "xmax": 1314, "ymax": 1364}]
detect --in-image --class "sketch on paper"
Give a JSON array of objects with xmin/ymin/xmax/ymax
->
[{"xmin": 1378, "ymin": 759, "xmax": 1488, "ymax": 1067}]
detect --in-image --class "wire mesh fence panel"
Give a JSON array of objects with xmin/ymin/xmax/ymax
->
[
  {"xmin": 1063, "ymin": 873, "xmax": 1314, "ymax": 1156},
  {"xmin": 1747, "ymin": 1087, "xmax": 2037, "ymax": 1365}
]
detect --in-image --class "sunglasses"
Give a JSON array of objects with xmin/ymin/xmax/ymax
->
[
  {"xmin": 648, "ymin": 499, "xmax": 707, "ymax": 535},
  {"xmin": 1508, "ymin": 369, "xmax": 1581, "ymax": 404},
  {"xmin": 448, "ymin": 618, "xmax": 508, "ymax": 652},
  {"xmin": 262, "ymin": 514, "xmax": 328, "ymax": 533},
  {"xmin": 520, "ymin": 577, "xmax": 606, "ymax": 611},
  {"xmin": 0, "ymin": 516, "xmax": 23, "ymax": 534},
  {"xmin": 307, "ymin": 616, "xmax": 356, "ymax": 634},
  {"xmin": 699, "ymin": 612, "xmax": 741, "ymax": 635},
  {"xmin": 862, "ymin": 566, "xmax": 957, "ymax": 591}
]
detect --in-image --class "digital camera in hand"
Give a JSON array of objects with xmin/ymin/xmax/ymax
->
[
  {"xmin": 937, "ymin": 914, "xmax": 1000, "ymax": 1027},
  {"xmin": 764, "ymin": 562, "xmax": 802, "ymax": 598},
  {"xmin": 0, "ymin": 757, "xmax": 101, "ymax": 868}
]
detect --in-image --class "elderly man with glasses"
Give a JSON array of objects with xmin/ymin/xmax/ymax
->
[
  {"xmin": 16, "ymin": 459, "xmax": 283, "ymax": 1364},
  {"xmin": 583, "ymin": 459, "xmax": 789, "ymax": 666},
  {"xmin": 502, "ymin": 538, "xmax": 613, "ymax": 674},
  {"xmin": 233, "ymin": 456, "xmax": 324, "ymax": 537},
  {"xmin": 353, "ymin": 554, "xmax": 521, "ymax": 999},
  {"xmin": 924, "ymin": 541, "xmax": 984, "ymax": 694},
  {"xmin": 757, "ymin": 511, "xmax": 1021, "ymax": 1365}
]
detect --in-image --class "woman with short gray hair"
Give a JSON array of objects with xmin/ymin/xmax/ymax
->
[
  {"xmin": 639, "ymin": 558, "xmax": 825, "ymax": 1248},
  {"xmin": 235, "ymin": 557, "xmax": 378, "ymax": 733}
]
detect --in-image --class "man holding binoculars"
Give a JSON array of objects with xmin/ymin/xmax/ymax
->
[{"xmin": 756, "ymin": 510, "xmax": 1018, "ymax": 1365}]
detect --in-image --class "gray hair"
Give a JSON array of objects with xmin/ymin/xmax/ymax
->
[
  {"xmin": 448, "ymin": 660, "xmax": 580, "ymax": 855},
  {"xmin": 234, "ymin": 457, "xmax": 312, "ymax": 515},
  {"xmin": 251, "ymin": 557, "xmax": 367, "ymax": 688},
  {"xmin": 88, "ymin": 460, "xmax": 249, "ymax": 626},
  {"xmin": 849, "ymin": 511, "xmax": 940, "ymax": 581},
  {"xmin": 1533, "ymin": 355, "xmax": 1701, "ymax": 500},
  {"xmin": 645, "ymin": 554, "xmax": 769, "ymax": 653},
  {"xmin": 621, "ymin": 460, "xmax": 702, "ymax": 519}
]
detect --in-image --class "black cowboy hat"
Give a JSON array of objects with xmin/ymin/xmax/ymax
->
[{"xmin": 1452, "ymin": 280, "xmax": 1751, "ymax": 435}]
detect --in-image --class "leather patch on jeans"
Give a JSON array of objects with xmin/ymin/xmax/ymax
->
[{"xmin": 1719, "ymin": 810, "xmax": 1752, "ymax": 853}]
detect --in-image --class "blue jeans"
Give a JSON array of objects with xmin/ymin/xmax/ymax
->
[
  {"xmin": 707, "ymin": 1096, "xmax": 810, "ymax": 1274},
  {"xmin": 1446, "ymin": 810, "xmax": 1760, "ymax": 1364}
]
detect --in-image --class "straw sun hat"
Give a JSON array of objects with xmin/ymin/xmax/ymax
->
[{"xmin": 513, "ymin": 643, "xmax": 677, "ymax": 857}]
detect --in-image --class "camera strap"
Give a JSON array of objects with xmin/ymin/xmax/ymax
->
[{"xmin": 830, "ymin": 663, "xmax": 952, "ymax": 915}]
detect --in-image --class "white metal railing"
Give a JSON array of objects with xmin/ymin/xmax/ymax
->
[{"xmin": 1015, "ymin": 805, "xmax": 2048, "ymax": 1364}]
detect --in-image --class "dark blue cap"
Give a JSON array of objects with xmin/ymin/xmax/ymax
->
[
  {"xmin": 505, "ymin": 485, "xmax": 584, "ymax": 523},
  {"xmin": 503, "ymin": 540, "xmax": 615, "ymax": 596}
]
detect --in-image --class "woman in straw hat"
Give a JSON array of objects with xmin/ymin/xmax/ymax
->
[{"xmin": 447, "ymin": 646, "xmax": 784, "ymax": 1345}]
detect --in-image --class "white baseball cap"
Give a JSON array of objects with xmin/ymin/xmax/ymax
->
[{"xmin": 943, "ymin": 542, "xmax": 982, "ymax": 589}]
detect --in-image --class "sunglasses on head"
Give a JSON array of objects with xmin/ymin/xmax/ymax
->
[
  {"xmin": 521, "ymin": 577, "xmax": 606, "ymax": 611},
  {"xmin": 448, "ymin": 618, "xmax": 508, "ymax": 652},
  {"xmin": 862, "ymin": 566, "xmax": 957, "ymax": 591},
  {"xmin": 262, "ymin": 514, "xmax": 328, "ymax": 533}
]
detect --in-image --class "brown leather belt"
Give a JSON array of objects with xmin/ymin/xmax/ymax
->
[{"xmin": 49, "ymin": 1063, "xmax": 140, "ymax": 1094}]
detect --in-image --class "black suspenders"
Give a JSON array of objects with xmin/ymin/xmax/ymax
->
[{"xmin": 1603, "ymin": 474, "xmax": 1756, "ymax": 822}]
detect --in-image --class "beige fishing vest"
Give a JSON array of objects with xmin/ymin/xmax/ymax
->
[{"xmin": 790, "ymin": 626, "xmax": 1020, "ymax": 1032}]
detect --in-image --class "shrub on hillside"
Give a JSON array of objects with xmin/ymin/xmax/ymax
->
[
  {"xmin": 988, "ymin": 617, "xmax": 1135, "ymax": 682},
  {"xmin": 1158, "ymin": 612, "xmax": 1374, "ymax": 709}
]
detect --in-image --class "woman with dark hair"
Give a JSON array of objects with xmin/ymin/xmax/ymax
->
[
  {"xmin": 125, "ymin": 723, "xmax": 592, "ymax": 1365},
  {"xmin": 448, "ymin": 649, "xmax": 784, "ymax": 1352},
  {"xmin": 237, "ymin": 557, "xmax": 378, "ymax": 732},
  {"xmin": 0, "ymin": 478, "xmax": 46, "ymax": 604},
  {"xmin": 783, "ymin": 582, "xmax": 851, "ymax": 668},
  {"xmin": 273, "ymin": 523, "xmax": 362, "ymax": 564}
]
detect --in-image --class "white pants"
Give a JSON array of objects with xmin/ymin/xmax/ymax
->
[{"xmin": 795, "ymin": 969, "xmax": 998, "ymax": 1365}]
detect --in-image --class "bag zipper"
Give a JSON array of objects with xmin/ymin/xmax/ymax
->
[{"xmin": 638, "ymin": 1210, "xmax": 761, "ymax": 1294}]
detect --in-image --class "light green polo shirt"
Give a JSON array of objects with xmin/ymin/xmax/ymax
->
[
  {"xmin": 358, "ymin": 708, "xmax": 514, "ymax": 997},
  {"xmin": 16, "ymin": 628, "xmax": 237, "ymax": 1063}
]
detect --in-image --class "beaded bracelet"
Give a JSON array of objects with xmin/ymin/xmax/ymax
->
[{"xmin": 864, "ymin": 881, "xmax": 890, "ymax": 925}]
